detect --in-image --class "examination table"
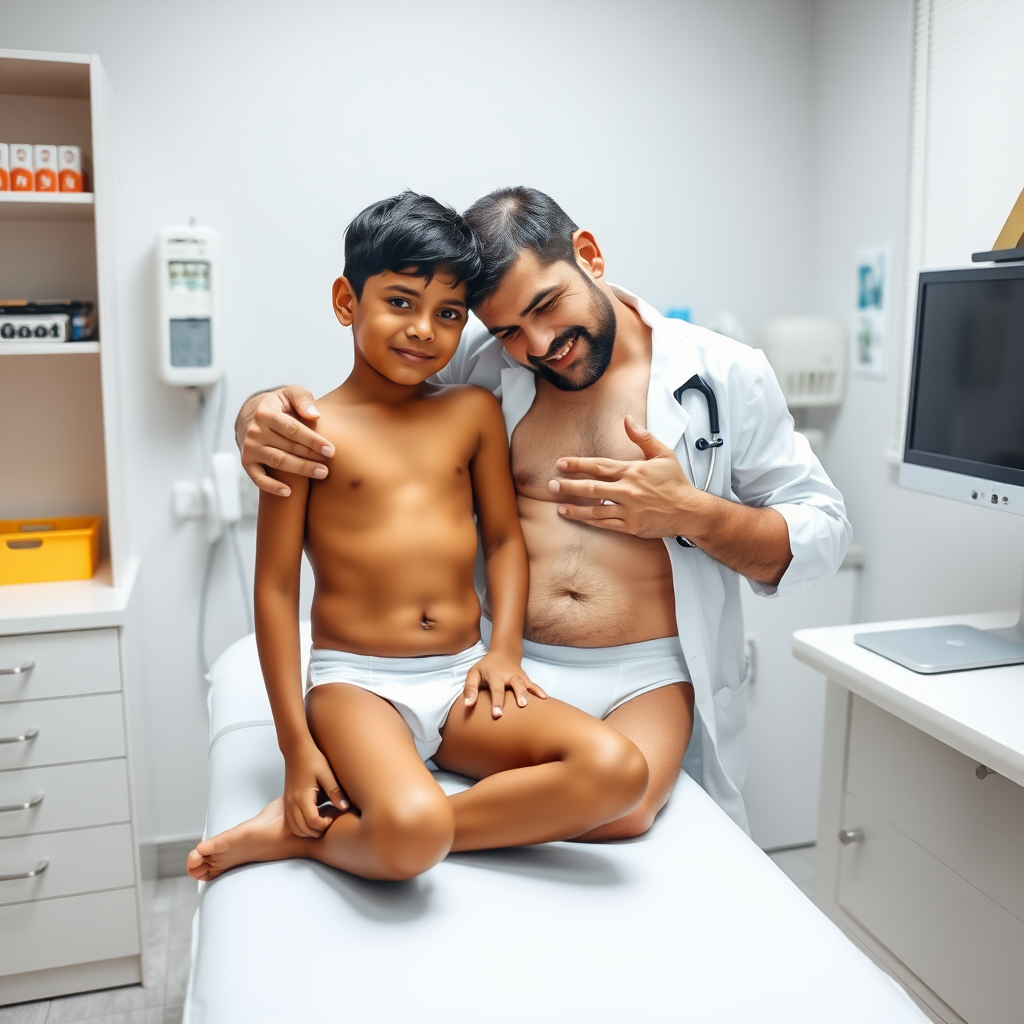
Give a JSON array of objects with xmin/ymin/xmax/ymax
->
[{"xmin": 183, "ymin": 628, "xmax": 928, "ymax": 1023}]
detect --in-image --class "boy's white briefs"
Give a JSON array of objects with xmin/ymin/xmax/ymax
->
[
  {"xmin": 305, "ymin": 641, "xmax": 486, "ymax": 760},
  {"xmin": 481, "ymin": 619, "xmax": 691, "ymax": 720}
]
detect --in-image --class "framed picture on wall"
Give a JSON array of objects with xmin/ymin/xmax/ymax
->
[{"xmin": 853, "ymin": 243, "xmax": 891, "ymax": 378}]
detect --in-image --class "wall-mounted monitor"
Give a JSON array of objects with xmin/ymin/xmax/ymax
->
[{"xmin": 900, "ymin": 264, "xmax": 1024, "ymax": 517}]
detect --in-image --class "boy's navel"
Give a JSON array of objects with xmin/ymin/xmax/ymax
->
[{"xmin": 350, "ymin": 478, "xmax": 362, "ymax": 488}]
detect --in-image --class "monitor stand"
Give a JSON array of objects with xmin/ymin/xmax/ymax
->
[{"xmin": 854, "ymin": 570, "xmax": 1024, "ymax": 674}]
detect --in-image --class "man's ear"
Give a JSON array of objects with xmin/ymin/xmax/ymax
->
[
  {"xmin": 572, "ymin": 230, "xmax": 606, "ymax": 281},
  {"xmin": 332, "ymin": 276, "xmax": 356, "ymax": 326}
]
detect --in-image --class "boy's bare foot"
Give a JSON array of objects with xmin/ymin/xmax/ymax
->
[{"xmin": 187, "ymin": 798, "xmax": 299, "ymax": 881}]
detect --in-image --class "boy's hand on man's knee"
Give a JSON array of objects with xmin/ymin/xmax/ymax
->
[{"xmin": 463, "ymin": 655, "xmax": 547, "ymax": 720}]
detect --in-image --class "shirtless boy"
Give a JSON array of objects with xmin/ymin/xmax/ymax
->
[{"xmin": 187, "ymin": 193, "xmax": 647, "ymax": 882}]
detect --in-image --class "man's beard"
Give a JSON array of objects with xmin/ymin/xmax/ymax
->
[{"xmin": 527, "ymin": 280, "xmax": 617, "ymax": 392}]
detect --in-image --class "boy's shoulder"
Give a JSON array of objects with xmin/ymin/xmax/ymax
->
[{"xmin": 425, "ymin": 382, "xmax": 501, "ymax": 414}]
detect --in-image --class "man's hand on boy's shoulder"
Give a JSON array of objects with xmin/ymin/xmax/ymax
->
[
  {"xmin": 237, "ymin": 386, "xmax": 337, "ymax": 497},
  {"xmin": 463, "ymin": 652, "xmax": 547, "ymax": 720}
]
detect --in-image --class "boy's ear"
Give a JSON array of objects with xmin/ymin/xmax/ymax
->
[{"xmin": 332, "ymin": 276, "xmax": 356, "ymax": 326}]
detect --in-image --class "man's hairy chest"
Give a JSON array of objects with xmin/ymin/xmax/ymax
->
[{"xmin": 511, "ymin": 386, "xmax": 648, "ymax": 495}]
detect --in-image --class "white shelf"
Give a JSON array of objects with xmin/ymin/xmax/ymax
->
[
  {"xmin": 0, "ymin": 192, "xmax": 94, "ymax": 222},
  {"xmin": 0, "ymin": 556, "xmax": 138, "ymax": 635},
  {"xmin": 0, "ymin": 341, "xmax": 99, "ymax": 355}
]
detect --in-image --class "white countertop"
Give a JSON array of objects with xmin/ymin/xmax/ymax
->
[
  {"xmin": 793, "ymin": 611, "xmax": 1024, "ymax": 789},
  {"xmin": 0, "ymin": 556, "xmax": 138, "ymax": 635}
]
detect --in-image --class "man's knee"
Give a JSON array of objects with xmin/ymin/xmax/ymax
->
[{"xmin": 366, "ymin": 786, "xmax": 454, "ymax": 880}]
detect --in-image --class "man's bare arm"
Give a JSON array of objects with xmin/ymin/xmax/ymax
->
[
  {"xmin": 235, "ymin": 386, "xmax": 336, "ymax": 496},
  {"xmin": 672, "ymin": 491, "xmax": 791, "ymax": 587}
]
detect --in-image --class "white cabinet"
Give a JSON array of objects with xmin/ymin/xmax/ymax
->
[
  {"xmin": 796, "ymin": 617, "xmax": 1024, "ymax": 1024},
  {"xmin": 0, "ymin": 49, "xmax": 147, "ymax": 1006},
  {"xmin": 740, "ymin": 551, "xmax": 861, "ymax": 849}
]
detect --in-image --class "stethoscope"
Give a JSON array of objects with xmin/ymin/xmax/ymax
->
[
  {"xmin": 673, "ymin": 373, "xmax": 723, "ymax": 492},
  {"xmin": 672, "ymin": 373, "xmax": 723, "ymax": 548}
]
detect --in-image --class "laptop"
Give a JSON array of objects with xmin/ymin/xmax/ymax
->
[{"xmin": 853, "ymin": 624, "xmax": 1024, "ymax": 674}]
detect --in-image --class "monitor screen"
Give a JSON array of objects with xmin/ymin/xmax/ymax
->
[{"xmin": 905, "ymin": 266, "xmax": 1024, "ymax": 488}]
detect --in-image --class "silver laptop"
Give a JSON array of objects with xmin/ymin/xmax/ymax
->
[{"xmin": 854, "ymin": 624, "xmax": 1024, "ymax": 674}]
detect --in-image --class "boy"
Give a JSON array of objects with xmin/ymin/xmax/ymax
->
[{"xmin": 188, "ymin": 193, "xmax": 647, "ymax": 882}]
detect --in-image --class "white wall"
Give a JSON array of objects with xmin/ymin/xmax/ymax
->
[
  {"xmin": 809, "ymin": 0, "xmax": 1024, "ymax": 624},
  {"xmin": 3, "ymin": 0, "xmax": 816, "ymax": 842}
]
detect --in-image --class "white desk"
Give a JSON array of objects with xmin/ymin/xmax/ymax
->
[{"xmin": 794, "ymin": 613, "xmax": 1024, "ymax": 1024}]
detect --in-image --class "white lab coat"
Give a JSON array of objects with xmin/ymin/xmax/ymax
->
[{"xmin": 435, "ymin": 285, "xmax": 851, "ymax": 831}]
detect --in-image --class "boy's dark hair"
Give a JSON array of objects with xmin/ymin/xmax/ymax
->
[
  {"xmin": 462, "ymin": 187, "xmax": 579, "ymax": 304},
  {"xmin": 344, "ymin": 191, "xmax": 483, "ymax": 302}
]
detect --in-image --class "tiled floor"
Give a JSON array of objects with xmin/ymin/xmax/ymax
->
[
  {"xmin": 1, "ymin": 848, "xmax": 814, "ymax": 1023},
  {"xmin": 768, "ymin": 843, "xmax": 817, "ymax": 899},
  {"xmin": 0, "ymin": 877, "xmax": 199, "ymax": 1024}
]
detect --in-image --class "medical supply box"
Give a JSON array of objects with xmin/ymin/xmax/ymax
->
[{"xmin": 0, "ymin": 516, "xmax": 100, "ymax": 584}]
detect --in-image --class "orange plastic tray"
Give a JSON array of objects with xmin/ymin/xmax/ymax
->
[{"xmin": 0, "ymin": 516, "xmax": 100, "ymax": 584}]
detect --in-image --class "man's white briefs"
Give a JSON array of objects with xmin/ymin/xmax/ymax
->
[
  {"xmin": 305, "ymin": 642, "xmax": 485, "ymax": 760},
  {"xmin": 477, "ymin": 618, "xmax": 690, "ymax": 720}
]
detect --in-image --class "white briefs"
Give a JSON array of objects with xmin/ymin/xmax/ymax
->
[
  {"xmin": 479, "ymin": 619, "xmax": 691, "ymax": 721},
  {"xmin": 305, "ymin": 631, "xmax": 690, "ymax": 762},
  {"xmin": 305, "ymin": 642, "xmax": 486, "ymax": 761}
]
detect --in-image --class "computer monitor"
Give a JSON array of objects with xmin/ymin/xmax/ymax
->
[
  {"xmin": 855, "ymin": 263, "xmax": 1024, "ymax": 672},
  {"xmin": 900, "ymin": 264, "xmax": 1024, "ymax": 516}
]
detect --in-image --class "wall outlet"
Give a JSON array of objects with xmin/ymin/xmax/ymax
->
[{"xmin": 172, "ymin": 479, "xmax": 206, "ymax": 519}]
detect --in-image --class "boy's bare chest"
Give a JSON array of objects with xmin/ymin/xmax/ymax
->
[{"xmin": 320, "ymin": 409, "xmax": 475, "ymax": 490}]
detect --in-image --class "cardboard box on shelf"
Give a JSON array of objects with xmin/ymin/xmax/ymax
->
[
  {"xmin": 0, "ymin": 144, "xmax": 8, "ymax": 191},
  {"xmin": 34, "ymin": 144, "xmax": 58, "ymax": 192},
  {"xmin": 10, "ymin": 143, "xmax": 33, "ymax": 191},
  {"xmin": 58, "ymin": 145, "xmax": 84, "ymax": 192}
]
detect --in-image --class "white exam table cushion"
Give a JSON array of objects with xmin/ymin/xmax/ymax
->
[{"xmin": 187, "ymin": 630, "xmax": 927, "ymax": 1024}]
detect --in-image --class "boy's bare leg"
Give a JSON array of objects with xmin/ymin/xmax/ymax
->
[
  {"xmin": 188, "ymin": 685, "xmax": 453, "ymax": 882},
  {"xmin": 434, "ymin": 695, "xmax": 649, "ymax": 851},
  {"xmin": 574, "ymin": 682, "xmax": 695, "ymax": 842}
]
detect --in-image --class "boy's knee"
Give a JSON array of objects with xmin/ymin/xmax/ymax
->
[
  {"xmin": 579, "ymin": 732, "xmax": 649, "ymax": 816},
  {"xmin": 368, "ymin": 788, "xmax": 454, "ymax": 880}
]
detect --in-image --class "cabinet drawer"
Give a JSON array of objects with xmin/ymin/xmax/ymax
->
[
  {"xmin": 0, "ymin": 760, "xmax": 130, "ymax": 838},
  {"xmin": 0, "ymin": 629, "xmax": 121, "ymax": 703},
  {"xmin": 0, "ymin": 822, "xmax": 135, "ymax": 906},
  {"xmin": 0, "ymin": 693, "xmax": 125, "ymax": 770},
  {"xmin": 0, "ymin": 887, "xmax": 139, "ymax": 978},
  {"xmin": 847, "ymin": 696, "xmax": 1024, "ymax": 921},
  {"xmin": 838, "ymin": 794, "xmax": 1024, "ymax": 1024}
]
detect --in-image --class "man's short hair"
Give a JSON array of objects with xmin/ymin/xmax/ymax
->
[
  {"xmin": 462, "ymin": 187, "xmax": 579, "ymax": 304},
  {"xmin": 344, "ymin": 191, "xmax": 483, "ymax": 302}
]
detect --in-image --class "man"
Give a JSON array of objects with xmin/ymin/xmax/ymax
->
[{"xmin": 236, "ymin": 187, "xmax": 850, "ymax": 835}]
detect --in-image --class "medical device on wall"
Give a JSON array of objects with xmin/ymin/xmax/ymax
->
[
  {"xmin": 157, "ymin": 224, "xmax": 221, "ymax": 386},
  {"xmin": 760, "ymin": 316, "xmax": 845, "ymax": 408},
  {"xmin": 854, "ymin": 263, "xmax": 1024, "ymax": 673},
  {"xmin": 760, "ymin": 316, "xmax": 845, "ymax": 462}
]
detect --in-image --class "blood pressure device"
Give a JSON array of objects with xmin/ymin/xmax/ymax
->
[{"xmin": 157, "ymin": 225, "xmax": 221, "ymax": 385}]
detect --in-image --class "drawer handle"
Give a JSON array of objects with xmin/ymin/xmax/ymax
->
[
  {"xmin": 6, "ymin": 539, "xmax": 43, "ymax": 550},
  {"xmin": 0, "ymin": 660, "xmax": 35, "ymax": 677},
  {"xmin": 976, "ymin": 764, "xmax": 996, "ymax": 780},
  {"xmin": 0, "ymin": 859, "xmax": 49, "ymax": 882},
  {"xmin": 0, "ymin": 793, "xmax": 44, "ymax": 813},
  {"xmin": 839, "ymin": 829, "xmax": 864, "ymax": 845},
  {"xmin": 0, "ymin": 727, "xmax": 39, "ymax": 745}
]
